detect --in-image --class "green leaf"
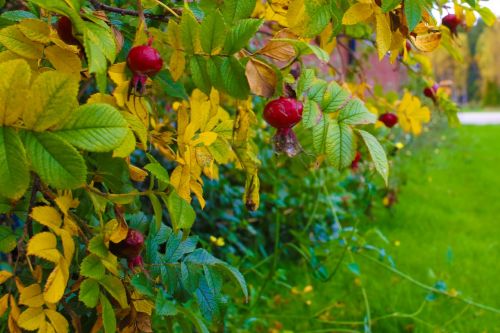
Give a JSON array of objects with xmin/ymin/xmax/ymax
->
[
  {"xmin": 88, "ymin": 235, "xmax": 109, "ymax": 258},
  {"xmin": 304, "ymin": 2, "xmax": 331, "ymax": 36},
  {"xmin": 80, "ymin": 254, "xmax": 105, "ymax": 280},
  {"xmin": 144, "ymin": 163, "xmax": 170, "ymax": 185},
  {"xmin": 347, "ymin": 262, "xmax": 361, "ymax": 276},
  {"xmin": 337, "ymin": 99, "xmax": 377, "ymax": 125},
  {"xmin": 381, "ymin": 0, "xmax": 401, "ymax": 13},
  {"xmin": 357, "ymin": 129, "xmax": 389, "ymax": 184},
  {"xmin": 0, "ymin": 127, "xmax": 29, "ymax": 199},
  {"xmin": 180, "ymin": 9, "xmax": 201, "ymax": 54},
  {"xmin": 206, "ymin": 56, "xmax": 225, "ymax": 90},
  {"xmin": 98, "ymin": 275, "xmax": 128, "ymax": 309},
  {"xmin": 222, "ymin": 0, "xmax": 256, "ymax": 24},
  {"xmin": 24, "ymin": 71, "xmax": 78, "ymax": 131},
  {"xmin": 83, "ymin": 20, "xmax": 116, "ymax": 62},
  {"xmin": 476, "ymin": 7, "xmax": 496, "ymax": 26},
  {"xmin": 54, "ymin": 103, "xmax": 128, "ymax": 152},
  {"xmin": 195, "ymin": 274, "xmax": 220, "ymax": 320},
  {"xmin": 404, "ymin": 0, "xmax": 422, "ymax": 32},
  {"xmin": 200, "ymin": 10, "xmax": 227, "ymax": 55},
  {"xmin": 223, "ymin": 18, "xmax": 263, "ymax": 54},
  {"xmin": 302, "ymin": 99, "xmax": 321, "ymax": 129},
  {"xmin": 163, "ymin": 191, "xmax": 196, "ymax": 231},
  {"xmin": 155, "ymin": 290, "xmax": 178, "ymax": 316},
  {"xmin": 307, "ymin": 80, "xmax": 328, "ymax": 103},
  {"xmin": 131, "ymin": 273, "xmax": 155, "ymax": 298},
  {"xmin": 296, "ymin": 69, "xmax": 315, "ymax": 97},
  {"xmin": 220, "ymin": 55, "xmax": 250, "ymax": 99},
  {"xmin": 214, "ymin": 262, "xmax": 248, "ymax": 301},
  {"xmin": 0, "ymin": 225, "xmax": 17, "ymax": 253},
  {"xmin": 164, "ymin": 232, "xmax": 198, "ymax": 263},
  {"xmin": 190, "ymin": 55, "xmax": 212, "ymax": 95},
  {"xmin": 176, "ymin": 307, "xmax": 209, "ymax": 333},
  {"xmin": 321, "ymin": 81, "xmax": 350, "ymax": 113},
  {"xmin": 23, "ymin": 131, "xmax": 86, "ymax": 190},
  {"xmin": 149, "ymin": 194, "xmax": 163, "ymax": 231},
  {"xmin": 28, "ymin": 0, "xmax": 85, "ymax": 32},
  {"xmin": 79, "ymin": 279, "xmax": 100, "ymax": 308},
  {"xmin": 100, "ymin": 293, "xmax": 116, "ymax": 333},
  {"xmin": 324, "ymin": 120, "xmax": 355, "ymax": 169}
]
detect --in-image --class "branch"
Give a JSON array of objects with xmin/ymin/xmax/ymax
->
[{"xmin": 88, "ymin": 0, "xmax": 175, "ymax": 22}]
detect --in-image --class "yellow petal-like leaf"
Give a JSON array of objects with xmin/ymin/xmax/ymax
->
[
  {"xmin": 24, "ymin": 71, "xmax": 79, "ymax": 131},
  {"xmin": 44, "ymin": 45, "xmax": 82, "ymax": 78},
  {"xmin": 191, "ymin": 132, "xmax": 218, "ymax": 147},
  {"xmin": 19, "ymin": 283, "xmax": 44, "ymax": 307},
  {"xmin": 18, "ymin": 307, "xmax": 44, "ymax": 331},
  {"xmin": 44, "ymin": 260, "xmax": 69, "ymax": 304},
  {"xmin": 0, "ymin": 294, "xmax": 8, "ymax": 317},
  {"xmin": 60, "ymin": 230, "xmax": 75, "ymax": 262},
  {"xmin": 0, "ymin": 25, "xmax": 44, "ymax": 59},
  {"xmin": 27, "ymin": 232, "xmax": 61, "ymax": 263},
  {"xmin": 375, "ymin": 14, "xmax": 392, "ymax": 59},
  {"xmin": 0, "ymin": 270, "xmax": 13, "ymax": 284},
  {"xmin": 18, "ymin": 19, "xmax": 51, "ymax": 44},
  {"xmin": 108, "ymin": 62, "xmax": 128, "ymax": 86},
  {"xmin": 105, "ymin": 218, "xmax": 128, "ymax": 243},
  {"xmin": 0, "ymin": 59, "xmax": 31, "ymax": 126},
  {"xmin": 342, "ymin": 3, "xmax": 373, "ymax": 25},
  {"xmin": 30, "ymin": 206, "xmax": 63, "ymax": 232},
  {"xmin": 44, "ymin": 309, "xmax": 69, "ymax": 333}
]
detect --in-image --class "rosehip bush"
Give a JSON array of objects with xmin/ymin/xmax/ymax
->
[{"xmin": 0, "ymin": 0, "xmax": 495, "ymax": 332}]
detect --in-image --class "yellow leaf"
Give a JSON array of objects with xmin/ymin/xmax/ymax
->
[
  {"xmin": 190, "ymin": 180, "xmax": 206, "ymax": 209},
  {"xmin": 243, "ymin": 172, "xmax": 260, "ymax": 211},
  {"xmin": 397, "ymin": 92, "xmax": 431, "ymax": 135},
  {"xmin": 264, "ymin": 0, "xmax": 289, "ymax": 27},
  {"xmin": 18, "ymin": 19, "xmax": 51, "ymax": 44},
  {"xmin": 44, "ymin": 260, "xmax": 69, "ymax": 304},
  {"xmin": 108, "ymin": 62, "xmax": 128, "ymax": 86},
  {"xmin": 87, "ymin": 93, "xmax": 117, "ymax": 106},
  {"xmin": 0, "ymin": 59, "xmax": 31, "ymax": 126},
  {"xmin": 191, "ymin": 132, "xmax": 218, "ymax": 147},
  {"xmin": 245, "ymin": 58, "xmax": 277, "ymax": 98},
  {"xmin": 27, "ymin": 232, "xmax": 62, "ymax": 264},
  {"xmin": 189, "ymin": 89, "xmax": 211, "ymax": 133},
  {"xmin": 169, "ymin": 49, "xmax": 186, "ymax": 81},
  {"xmin": 30, "ymin": 206, "xmax": 63, "ymax": 232},
  {"xmin": 170, "ymin": 163, "xmax": 191, "ymax": 202},
  {"xmin": 44, "ymin": 45, "xmax": 82, "ymax": 78},
  {"xmin": 60, "ymin": 230, "xmax": 75, "ymax": 262},
  {"xmin": 126, "ymin": 97, "xmax": 150, "ymax": 128},
  {"xmin": 19, "ymin": 283, "xmax": 44, "ymax": 307},
  {"xmin": 129, "ymin": 163, "xmax": 148, "ymax": 182},
  {"xmin": 44, "ymin": 309, "xmax": 69, "ymax": 333},
  {"xmin": 18, "ymin": 307, "xmax": 45, "ymax": 331},
  {"xmin": 132, "ymin": 294, "xmax": 154, "ymax": 315},
  {"xmin": 0, "ymin": 293, "xmax": 8, "ymax": 317},
  {"xmin": 49, "ymin": 29, "xmax": 80, "ymax": 54},
  {"xmin": 0, "ymin": 270, "xmax": 13, "ymax": 284},
  {"xmin": 287, "ymin": 0, "xmax": 306, "ymax": 34},
  {"xmin": 0, "ymin": 25, "xmax": 44, "ymax": 59},
  {"xmin": 54, "ymin": 191, "xmax": 79, "ymax": 217},
  {"xmin": 410, "ymin": 29, "xmax": 442, "ymax": 52},
  {"xmin": 24, "ymin": 71, "xmax": 79, "ymax": 131},
  {"xmin": 319, "ymin": 23, "xmax": 337, "ymax": 55},
  {"xmin": 105, "ymin": 218, "xmax": 128, "ymax": 243},
  {"xmin": 375, "ymin": 14, "xmax": 392, "ymax": 59},
  {"xmin": 342, "ymin": 3, "xmax": 373, "ymax": 25}
]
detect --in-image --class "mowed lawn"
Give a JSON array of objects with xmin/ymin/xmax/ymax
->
[{"xmin": 362, "ymin": 125, "xmax": 500, "ymax": 332}]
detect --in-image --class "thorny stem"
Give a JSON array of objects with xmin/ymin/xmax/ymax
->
[{"xmin": 88, "ymin": 0, "xmax": 176, "ymax": 22}]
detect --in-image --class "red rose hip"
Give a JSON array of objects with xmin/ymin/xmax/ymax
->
[
  {"xmin": 263, "ymin": 97, "xmax": 303, "ymax": 129},
  {"xmin": 127, "ymin": 39, "xmax": 163, "ymax": 97},
  {"xmin": 109, "ymin": 229, "xmax": 145, "ymax": 269},
  {"xmin": 379, "ymin": 113, "xmax": 398, "ymax": 128},
  {"xmin": 442, "ymin": 14, "xmax": 462, "ymax": 36}
]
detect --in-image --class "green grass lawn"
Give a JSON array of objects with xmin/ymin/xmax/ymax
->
[
  {"xmin": 250, "ymin": 125, "xmax": 500, "ymax": 332},
  {"xmin": 356, "ymin": 125, "xmax": 500, "ymax": 332}
]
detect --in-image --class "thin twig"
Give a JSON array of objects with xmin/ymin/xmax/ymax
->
[{"xmin": 88, "ymin": 0, "xmax": 175, "ymax": 22}]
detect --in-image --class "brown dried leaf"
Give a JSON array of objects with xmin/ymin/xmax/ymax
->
[
  {"xmin": 257, "ymin": 29, "xmax": 297, "ymax": 62},
  {"xmin": 245, "ymin": 58, "xmax": 277, "ymax": 98}
]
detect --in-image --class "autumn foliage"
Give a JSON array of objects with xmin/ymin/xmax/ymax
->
[{"xmin": 0, "ymin": 0, "xmax": 495, "ymax": 332}]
